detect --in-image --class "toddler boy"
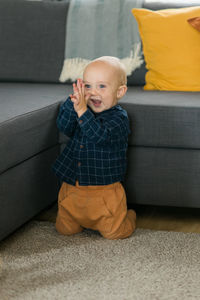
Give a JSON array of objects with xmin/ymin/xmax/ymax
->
[{"xmin": 52, "ymin": 56, "xmax": 136, "ymax": 239}]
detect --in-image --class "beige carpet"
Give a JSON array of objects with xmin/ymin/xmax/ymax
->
[{"xmin": 1, "ymin": 221, "xmax": 200, "ymax": 300}]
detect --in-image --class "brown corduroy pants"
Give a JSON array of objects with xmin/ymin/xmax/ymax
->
[{"xmin": 56, "ymin": 181, "xmax": 136, "ymax": 240}]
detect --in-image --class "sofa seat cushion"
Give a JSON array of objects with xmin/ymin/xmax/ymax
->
[
  {"xmin": 0, "ymin": 83, "xmax": 71, "ymax": 174},
  {"xmin": 121, "ymin": 87, "xmax": 200, "ymax": 149}
]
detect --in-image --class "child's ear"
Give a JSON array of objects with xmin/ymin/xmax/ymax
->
[{"xmin": 117, "ymin": 85, "xmax": 128, "ymax": 99}]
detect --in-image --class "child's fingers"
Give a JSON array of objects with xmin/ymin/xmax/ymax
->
[
  {"xmin": 73, "ymin": 83, "xmax": 79, "ymax": 94},
  {"xmin": 71, "ymin": 99, "xmax": 77, "ymax": 106},
  {"xmin": 77, "ymin": 79, "xmax": 82, "ymax": 93},
  {"xmin": 72, "ymin": 83, "xmax": 81, "ymax": 102},
  {"xmin": 70, "ymin": 94, "xmax": 77, "ymax": 100},
  {"xmin": 70, "ymin": 94, "xmax": 79, "ymax": 104},
  {"xmin": 81, "ymin": 81, "xmax": 85, "ymax": 94},
  {"xmin": 77, "ymin": 78, "xmax": 83, "ymax": 85},
  {"xmin": 76, "ymin": 78, "xmax": 85, "ymax": 97},
  {"xmin": 77, "ymin": 78, "xmax": 84, "ymax": 90}
]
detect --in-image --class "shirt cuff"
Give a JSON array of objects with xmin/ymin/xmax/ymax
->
[{"xmin": 62, "ymin": 96, "xmax": 75, "ymax": 110}]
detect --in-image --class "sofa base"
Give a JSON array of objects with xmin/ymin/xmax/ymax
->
[
  {"xmin": 125, "ymin": 146, "xmax": 200, "ymax": 208},
  {"xmin": 0, "ymin": 146, "xmax": 60, "ymax": 241}
]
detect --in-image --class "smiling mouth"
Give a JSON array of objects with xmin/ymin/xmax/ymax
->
[{"xmin": 90, "ymin": 98, "xmax": 102, "ymax": 107}]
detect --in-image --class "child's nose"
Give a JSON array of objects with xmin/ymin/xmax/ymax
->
[{"xmin": 90, "ymin": 86, "xmax": 99, "ymax": 94}]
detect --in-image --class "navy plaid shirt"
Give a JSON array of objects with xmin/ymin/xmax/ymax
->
[{"xmin": 52, "ymin": 97, "xmax": 130, "ymax": 186}]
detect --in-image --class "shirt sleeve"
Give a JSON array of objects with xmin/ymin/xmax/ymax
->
[
  {"xmin": 78, "ymin": 108, "xmax": 130, "ymax": 145},
  {"xmin": 56, "ymin": 96, "xmax": 77, "ymax": 137}
]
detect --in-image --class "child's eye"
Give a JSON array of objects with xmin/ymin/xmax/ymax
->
[
  {"xmin": 85, "ymin": 84, "xmax": 91, "ymax": 89},
  {"xmin": 99, "ymin": 84, "xmax": 106, "ymax": 89}
]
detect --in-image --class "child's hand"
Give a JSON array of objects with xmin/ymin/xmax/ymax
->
[{"xmin": 70, "ymin": 78, "xmax": 88, "ymax": 117}]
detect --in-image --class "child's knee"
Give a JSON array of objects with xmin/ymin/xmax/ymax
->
[
  {"xmin": 55, "ymin": 218, "xmax": 83, "ymax": 236},
  {"xmin": 101, "ymin": 227, "xmax": 134, "ymax": 240},
  {"xmin": 100, "ymin": 209, "xmax": 136, "ymax": 240},
  {"xmin": 56, "ymin": 224, "xmax": 83, "ymax": 236}
]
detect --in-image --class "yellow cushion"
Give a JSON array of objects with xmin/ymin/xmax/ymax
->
[{"xmin": 132, "ymin": 7, "xmax": 200, "ymax": 91}]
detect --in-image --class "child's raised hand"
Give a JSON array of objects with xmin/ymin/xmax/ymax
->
[{"xmin": 70, "ymin": 78, "xmax": 88, "ymax": 117}]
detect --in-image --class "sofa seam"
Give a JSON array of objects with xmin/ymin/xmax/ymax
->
[{"xmin": 0, "ymin": 143, "xmax": 60, "ymax": 177}]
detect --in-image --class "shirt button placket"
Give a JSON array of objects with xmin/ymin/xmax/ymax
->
[{"xmin": 78, "ymin": 144, "xmax": 83, "ymax": 167}]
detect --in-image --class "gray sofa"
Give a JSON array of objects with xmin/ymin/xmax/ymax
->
[{"xmin": 1, "ymin": 0, "xmax": 200, "ymax": 241}]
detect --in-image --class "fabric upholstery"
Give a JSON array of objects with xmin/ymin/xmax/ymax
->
[
  {"xmin": 120, "ymin": 87, "xmax": 200, "ymax": 149},
  {"xmin": 0, "ymin": 0, "xmax": 68, "ymax": 82},
  {"xmin": 124, "ymin": 146, "xmax": 200, "ymax": 208},
  {"xmin": 132, "ymin": 6, "xmax": 200, "ymax": 91},
  {"xmin": 59, "ymin": 0, "xmax": 143, "ymax": 83},
  {"xmin": 0, "ymin": 146, "xmax": 60, "ymax": 241},
  {"xmin": 50, "ymin": 86, "xmax": 200, "ymax": 151},
  {"xmin": 0, "ymin": 83, "xmax": 72, "ymax": 174},
  {"xmin": 143, "ymin": 0, "xmax": 200, "ymax": 10}
]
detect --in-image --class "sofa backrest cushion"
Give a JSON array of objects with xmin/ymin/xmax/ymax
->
[
  {"xmin": 0, "ymin": 0, "xmax": 69, "ymax": 83},
  {"xmin": 143, "ymin": 0, "xmax": 200, "ymax": 10}
]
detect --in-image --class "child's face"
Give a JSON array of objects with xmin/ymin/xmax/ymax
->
[{"xmin": 83, "ymin": 61, "xmax": 123, "ymax": 113}]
